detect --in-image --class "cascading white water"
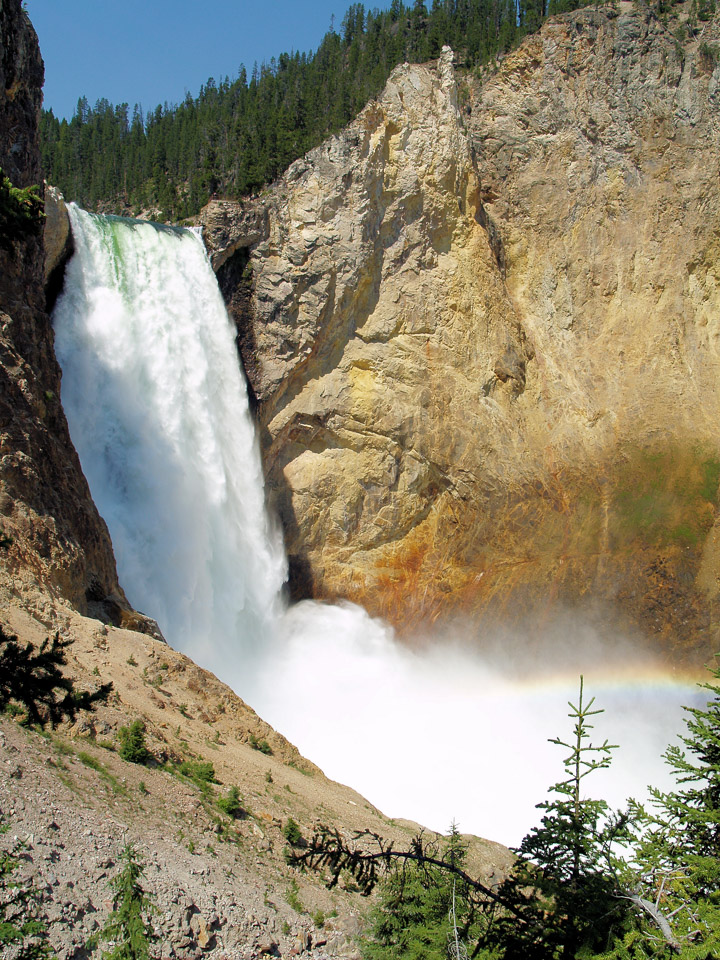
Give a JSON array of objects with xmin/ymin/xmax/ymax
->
[
  {"xmin": 54, "ymin": 206, "xmax": 702, "ymax": 846},
  {"xmin": 53, "ymin": 206, "xmax": 286, "ymax": 672}
]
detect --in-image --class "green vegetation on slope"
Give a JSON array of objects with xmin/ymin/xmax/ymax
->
[
  {"xmin": 40, "ymin": 0, "xmax": 603, "ymax": 221},
  {"xmin": 294, "ymin": 669, "xmax": 720, "ymax": 958},
  {"xmin": 0, "ymin": 168, "xmax": 44, "ymax": 249}
]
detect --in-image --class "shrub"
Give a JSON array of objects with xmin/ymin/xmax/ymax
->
[
  {"xmin": 697, "ymin": 0, "xmax": 716, "ymax": 20},
  {"xmin": 177, "ymin": 759, "xmax": 216, "ymax": 783},
  {"xmin": 118, "ymin": 720, "xmax": 151, "ymax": 765},
  {"xmin": 249, "ymin": 733, "xmax": 272, "ymax": 755},
  {"xmin": 0, "ymin": 169, "xmax": 44, "ymax": 250},
  {"xmin": 699, "ymin": 41, "xmax": 719, "ymax": 73},
  {"xmin": 217, "ymin": 785, "xmax": 244, "ymax": 819},
  {"xmin": 283, "ymin": 818, "xmax": 303, "ymax": 846}
]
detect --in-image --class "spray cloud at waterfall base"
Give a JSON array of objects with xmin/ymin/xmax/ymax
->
[{"xmin": 53, "ymin": 208, "xmax": 703, "ymax": 848}]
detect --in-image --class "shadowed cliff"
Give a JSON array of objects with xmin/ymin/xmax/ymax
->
[{"xmin": 0, "ymin": 0, "xmax": 138, "ymax": 626}]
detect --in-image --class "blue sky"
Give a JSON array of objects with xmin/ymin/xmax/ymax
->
[{"xmin": 26, "ymin": 0, "xmax": 390, "ymax": 120}]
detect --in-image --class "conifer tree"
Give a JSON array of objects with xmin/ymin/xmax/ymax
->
[
  {"xmin": 300, "ymin": 680, "xmax": 633, "ymax": 960},
  {"xmin": 484, "ymin": 678, "xmax": 633, "ymax": 958},
  {"xmin": 117, "ymin": 720, "xmax": 151, "ymax": 766},
  {"xmin": 39, "ymin": 0, "xmax": 605, "ymax": 221},
  {"xmin": 293, "ymin": 674, "xmax": 720, "ymax": 958},
  {"xmin": 94, "ymin": 843, "xmax": 156, "ymax": 960},
  {"xmin": 0, "ymin": 626, "xmax": 112, "ymax": 728},
  {"xmin": 605, "ymin": 663, "xmax": 720, "ymax": 957},
  {"xmin": 361, "ymin": 824, "xmax": 476, "ymax": 960}
]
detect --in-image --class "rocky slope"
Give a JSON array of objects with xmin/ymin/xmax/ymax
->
[
  {"xmin": 0, "ymin": 589, "xmax": 513, "ymax": 959},
  {"xmin": 0, "ymin": 0, "xmax": 134, "ymax": 627},
  {"xmin": 204, "ymin": 6, "xmax": 720, "ymax": 663}
]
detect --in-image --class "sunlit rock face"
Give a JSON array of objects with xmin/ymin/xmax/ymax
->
[
  {"xmin": 43, "ymin": 185, "xmax": 71, "ymax": 285},
  {"xmin": 206, "ymin": 13, "xmax": 720, "ymax": 664},
  {"xmin": 204, "ymin": 49, "xmax": 532, "ymax": 613},
  {"xmin": 466, "ymin": 7, "xmax": 720, "ymax": 659}
]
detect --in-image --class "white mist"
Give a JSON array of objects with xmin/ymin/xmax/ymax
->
[{"xmin": 54, "ymin": 208, "xmax": 701, "ymax": 847}]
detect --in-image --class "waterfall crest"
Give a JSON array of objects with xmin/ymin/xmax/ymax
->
[{"xmin": 53, "ymin": 206, "xmax": 286, "ymax": 667}]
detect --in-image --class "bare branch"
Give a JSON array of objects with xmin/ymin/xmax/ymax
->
[{"xmin": 287, "ymin": 825, "xmax": 528, "ymax": 920}]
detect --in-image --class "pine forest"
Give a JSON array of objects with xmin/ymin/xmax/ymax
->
[{"xmin": 39, "ymin": 0, "xmax": 597, "ymax": 220}]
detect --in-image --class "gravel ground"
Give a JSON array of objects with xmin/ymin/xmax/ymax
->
[{"xmin": 0, "ymin": 589, "xmax": 512, "ymax": 959}]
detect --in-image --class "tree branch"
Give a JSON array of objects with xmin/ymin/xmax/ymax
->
[{"xmin": 288, "ymin": 826, "xmax": 528, "ymax": 921}]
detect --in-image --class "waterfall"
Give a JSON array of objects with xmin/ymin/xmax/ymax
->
[
  {"xmin": 53, "ymin": 206, "xmax": 286, "ymax": 670},
  {"xmin": 54, "ymin": 206, "xmax": 701, "ymax": 846}
]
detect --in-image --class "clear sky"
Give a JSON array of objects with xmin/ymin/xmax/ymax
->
[{"xmin": 25, "ymin": 0, "xmax": 390, "ymax": 120}]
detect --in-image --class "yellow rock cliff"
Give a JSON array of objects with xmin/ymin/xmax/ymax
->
[{"xmin": 203, "ymin": 12, "xmax": 720, "ymax": 663}]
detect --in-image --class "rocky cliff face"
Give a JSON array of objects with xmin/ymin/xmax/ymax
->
[
  {"xmin": 203, "ymin": 48, "xmax": 534, "ymax": 614},
  {"xmin": 0, "ymin": 0, "xmax": 126, "ymax": 621},
  {"xmin": 205, "ymin": 9, "xmax": 720, "ymax": 663},
  {"xmin": 464, "ymin": 4, "xmax": 720, "ymax": 658}
]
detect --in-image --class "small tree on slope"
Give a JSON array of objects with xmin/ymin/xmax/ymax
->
[
  {"xmin": 93, "ymin": 843, "xmax": 156, "ymax": 960},
  {"xmin": 485, "ymin": 677, "xmax": 634, "ymax": 959},
  {"xmin": 360, "ymin": 824, "xmax": 476, "ymax": 960}
]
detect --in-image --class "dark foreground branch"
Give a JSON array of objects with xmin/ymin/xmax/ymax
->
[
  {"xmin": 0, "ymin": 627, "xmax": 112, "ymax": 727},
  {"xmin": 287, "ymin": 825, "xmax": 527, "ymax": 921}
]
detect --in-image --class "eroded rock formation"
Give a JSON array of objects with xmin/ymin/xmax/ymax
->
[{"xmin": 206, "ymin": 13, "xmax": 720, "ymax": 663}]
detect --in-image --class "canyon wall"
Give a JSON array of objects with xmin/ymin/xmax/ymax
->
[
  {"xmin": 0, "ymin": 0, "xmax": 129, "ymax": 624},
  {"xmin": 3, "ymin": 0, "xmax": 719, "ymax": 663},
  {"xmin": 205, "ymin": 8, "xmax": 720, "ymax": 663}
]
